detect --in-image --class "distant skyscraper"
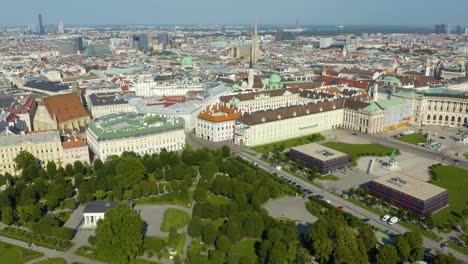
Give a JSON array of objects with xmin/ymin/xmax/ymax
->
[
  {"xmin": 38, "ymin": 14, "xmax": 45, "ymax": 35},
  {"xmin": 435, "ymin": 24, "xmax": 449, "ymax": 34},
  {"xmin": 158, "ymin": 32, "xmax": 169, "ymax": 46},
  {"xmin": 58, "ymin": 22, "xmax": 64, "ymax": 34},
  {"xmin": 250, "ymin": 19, "xmax": 260, "ymax": 65},
  {"xmin": 132, "ymin": 34, "xmax": 149, "ymax": 52},
  {"xmin": 435, "ymin": 24, "xmax": 442, "ymax": 34},
  {"xmin": 48, "ymin": 24, "xmax": 57, "ymax": 34},
  {"xmin": 456, "ymin": 25, "xmax": 465, "ymax": 35},
  {"xmin": 296, "ymin": 18, "xmax": 300, "ymax": 29},
  {"xmin": 57, "ymin": 41, "xmax": 78, "ymax": 55},
  {"xmin": 221, "ymin": 25, "xmax": 226, "ymax": 34},
  {"xmin": 274, "ymin": 29, "xmax": 283, "ymax": 42}
]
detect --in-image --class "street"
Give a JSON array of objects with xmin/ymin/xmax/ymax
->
[{"xmin": 237, "ymin": 151, "xmax": 468, "ymax": 262}]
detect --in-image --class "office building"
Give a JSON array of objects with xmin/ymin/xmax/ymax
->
[
  {"xmin": 58, "ymin": 22, "xmax": 64, "ymax": 34},
  {"xmin": 320, "ymin": 38, "xmax": 333, "ymax": 49},
  {"xmin": 289, "ymin": 143, "xmax": 350, "ymax": 174},
  {"xmin": 87, "ymin": 92, "xmax": 133, "ymax": 119},
  {"xmin": 57, "ymin": 41, "xmax": 78, "ymax": 55},
  {"xmin": 61, "ymin": 136, "xmax": 90, "ymax": 166},
  {"xmin": 47, "ymin": 24, "xmax": 57, "ymax": 34},
  {"xmin": 86, "ymin": 44, "xmax": 111, "ymax": 57},
  {"xmin": 158, "ymin": 32, "xmax": 169, "ymax": 46},
  {"xmin": 132, "ymin": 34, "xmax": 149, "ymax": 52},
  {"xmin": 87, "ymin": 113, "xmax": 185, "ymax": 161},
  {"xmin": 38, "ymin": 14, "xmax": 45, "ymax": 35},
  {"xmin": 370, "ymin": 172, "xmax": 448, "ymax": 215}
]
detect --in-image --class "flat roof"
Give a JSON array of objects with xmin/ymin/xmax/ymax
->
[
  {"xmin": 372, "ymin": 172, "xmax": 447, "ymax": 201},
  {"xmin": 291, "ymin": 143, "xmax": 348, "ymax": 161}
]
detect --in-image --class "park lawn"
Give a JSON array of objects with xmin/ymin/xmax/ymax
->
[
  {"xmin": 133, "ymin": 190, "xmax": 194, "ymax": 208},
  {"xmin": 464, "ymin": 153, "xmax": 468, "ymax": 160},
  {"xmin": 160, "ymin": 208, "xmax": 191, "ymax": 232},
  {"xmin": 206, "ymin": 193, "xmax": 231, "ymax": 206},
  {"xmin": 429, "ymin": 165, "xmax": 468, "ymax": 230},
  {"xmin": 231, "ymin": 238, "xmax": 259, "ymax": 262},
  {"xmin": 397, "ymin": 133, "xmax": 427, "ymax": 144},
  {"xmin": 0, "ymin": 241, "xmax": 43, "ymax": 264},
  {"xmin": 322, "ymin": 142, "xmax": 397, "ymax": 166},
  {"xmin": 34, "ymin": 257, "xmax": 67, "ymax": 264},
  {"xmin": 252, "ymin": 133, "xmax": 325, "ymax": 153}
]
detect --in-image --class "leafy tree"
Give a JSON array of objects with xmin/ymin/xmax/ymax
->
[
  {"xmin": 46, "ymin": 161, "xmax": 58, "ymax": 179},
  {"xmin": 188, "ymin": 216, "xmax": 202, "ymax": 237},
  {"xmin": 96, "ymin": 190, "xmax": 105, "ymax": 200},
  {"xmin": 115, "ymin": 157, "xmax": 146, "ymax": 188},
  {"xmin": 65, "ymin": 164, "xmax": 74, "ymax": 176},
  {"xmin": 209, "ymin": 249, "xmax": 226, "ymax": 263},
  {"xmin": 93, "ymin": 159, "xmax": 104, "ymax": 171},
  {"xmin": 358, "ymin": 225, "xmax": 377, "ymax": 252},
  {"xmin": 221, "ymin": 145, "xmax": 231, "ymax": 157},
  {"xmin": 226, "ymin": 219, "xmax": 242, "ymax": 243},
  {"xmin": 95, "ymin": 202, "xmax": 143, "ymax": 263},
  {"xmin": 376, "ymin": 245, "xmax": 399, "ymax": 264},
  {"xmin": 395, "ymin": 236, "xmax": 411, "ymax": 262},
  {"xmin": 14, "ymin": 151, "xmax": 36, "ymax": 172},
  {"xmin": 402, "ymin": 231, "xmax": 423, "ymax": 262},
  {"xmin": 1, "ymin": 206, "xmax": 13, "ymax": 225},
  {"xmin": 434, "ymin": 252, "xmax": 464, "ymax": 264},
  {"xmin": 312, "ymin": 238, "xmax": 333, "ymax": 263},
  {"xmin": 73, "ymin": 161, "xmax": 86, "ymax": 175},
  {"xmin": 168, "ymin": 226, "xmax": 178, "ymax": 248},
  {"xmin": 202, "ymin": 222, "xmax": 218, "ymax": 245},
  {"xmin": 215, "ymin": 235, "xmax": 232, "ymax": 252}
]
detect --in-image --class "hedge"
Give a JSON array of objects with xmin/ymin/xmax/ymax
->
[{"xmin": 0, "ymin": 227, "xmax": 73, "ymax": 251}]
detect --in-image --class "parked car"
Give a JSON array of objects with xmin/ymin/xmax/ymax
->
[
  {"xmin": 381, "ymin": 215, "xmax": 391, "ymax": 221},
  {"xmin": 441, "ymin": 242, "xmax": 449, "ymax": 250},
  {"xmin": 388, "ymin": 216, "xmax": 399, "ymax": 225},
  {"xmin": 362, "ymin": 218, "xmax": 370, "ymax": 222},
  {"xmin": 337, "ymin": 205, "xmax": 344, "ymax": 210}
]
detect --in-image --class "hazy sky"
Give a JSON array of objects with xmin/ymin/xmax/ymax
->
[{"xmin": 3, "ymin": 0, "xmax": 468, "ymax": 26}]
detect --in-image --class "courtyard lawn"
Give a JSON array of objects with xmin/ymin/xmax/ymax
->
[
  {"xmin": 464, "ymin": 153, "xmax": 468, "ymax": 160},
  {"xmin": 322, "ymin": 142, "xmax": 398, "ymax": 166},
  {"xmin": 160, "ymin": 208, "xmax": 190, "ymax": 232},
  {"xmin": 397, "ymin": 133, "xmax": 427, "ymax": 145},
  {"xmin": 230, "ymin": 238, "xmax": 258, "ymax": 262},
  {"xmin": 34, "ymin": 258, "xmax": 67, "ymax": 264},
  {"xmin": 0, "ymin": 241, "xmax": 43, "ymax": 264},
  {"xmin": 429, "ymin": 165, "xmax": 468, "ymax": 231},
  {"xmin": 317, "ymin": 174, "xmax": 339, "ymax": 181},
  {"xmin": 252, "ymin": 133, "xmax": 325, "ymax": 153}
]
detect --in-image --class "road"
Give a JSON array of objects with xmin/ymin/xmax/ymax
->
[{"xmin": 237, "ymin": 151, "xmax": 468, "ymax": 262}]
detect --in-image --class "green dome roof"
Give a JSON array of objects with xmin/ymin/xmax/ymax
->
[
  {"xmin": 269, "ymin": 73, "xmax": 281, "ymax": 83},
  {"xmin": 383, "ymin": 76, "xmax": 400, "ymax": 83},
  {"xmin": 181, "ymin": 56, "xmax": 193, "ymax": 66},
  {"xmin": 232, "ymin": 84, "xmax": 240, "ymax": 92}
]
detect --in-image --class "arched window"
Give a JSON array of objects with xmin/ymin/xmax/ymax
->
[{"xmin": 427, "ymin": 115, "xmax": 431, "ymax": 120}]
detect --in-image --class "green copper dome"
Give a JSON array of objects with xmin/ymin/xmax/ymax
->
[
  {"xmin": 383, "ymin": 76, "xmax": 400, "ymax": 84},
  {"xmin": 232, "ymin": 84, "xmax": 240, "ymax": 92},
  {"xmin": 269, "ymin": 73, "xmax": 281, "ymax": 83},
  {"xmin": 181, "ymin": 56, "xmax": 193, "ymax": 66}
]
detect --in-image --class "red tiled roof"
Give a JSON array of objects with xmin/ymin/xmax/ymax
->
[{"xmin": 40, "ymin": 93, "xmax": 89, "ymax": 123}]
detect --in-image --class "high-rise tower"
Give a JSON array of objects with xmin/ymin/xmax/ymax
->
[
  {"xmin": 38, "ymin": 14, "xmax": 45, "ymax": 35},
  {"xmin": 250, "ymin": 19, "xmax": 260, "ymax": 65}
]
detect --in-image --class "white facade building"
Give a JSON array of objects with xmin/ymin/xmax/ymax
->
[
  {"xmin": 87, "ymin": 93, "xmax": 134, "ymax": 119},
  {"xmin": 196, "ymin": 103, "xmax": 241, "ymax": 142},
  {"xmin": 131, "ymin": 75, "xmax": 204, "ymax": 97},
  {"xmin": 87, "ymin": 113, "xmax": 186, "ymax": 161},
  {"xmin": 234, "ymin": 100, "xmax": 344, "ymax": 146}
]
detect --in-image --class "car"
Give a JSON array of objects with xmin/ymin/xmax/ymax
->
[
  {"xmin": 441, "ymin": 242, "xmax": 449, "ymax": 250},
  {"xmin": 352, "ymin": 132, "xmax": 357, "ymax": 135},
  {"xmin": 337, "ymin": 205, "xmax": 344, "ymax": 210},
  {"xmin": 381, "ymin": 215, "xmax": 391, "ymax": 221},
  {"xmin": 316, "ymin": 195, "xmax": 324, "ymax": 199},
  {"xmin": 362, "ymin": 218, "xmax": 370, "ymax": 222},
  {"xmin": 388, "ymin": 216, "xmax": 399, "ymax": 225},
  {"xmin": 326, "ymin": 200, "xmax": 331, "ymax": 204}
]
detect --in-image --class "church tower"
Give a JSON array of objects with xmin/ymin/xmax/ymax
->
[
  {"xmin": 425, "ymin": 57, "xmax": 432, "ymax": 77},
  {"xmin": 250, "ymin": 18, "xmax": 260, "ymax": 65}
]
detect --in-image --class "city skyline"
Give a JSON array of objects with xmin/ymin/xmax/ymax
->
[{"xmin": 2, "ymin": 0, "xmax": 468, "ymax": 26}]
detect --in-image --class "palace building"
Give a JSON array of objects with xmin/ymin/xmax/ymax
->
[
  {"xmin": 87, "ymin": 113, "xmax": 185, "ymax": 161},
  {"xmin": 196, "ymin": 103, "xmax": 241, "ymax": 142}
]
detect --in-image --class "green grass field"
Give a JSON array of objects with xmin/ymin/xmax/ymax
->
[
  {"xmin": 429, "ymin": 165, "xmax": 468, "ymax": 230},
  {"xmin": 464, "ymin": 153, "xmax": 468, "ymax": 160},
  {"xmin": 252, "ymin": 133, "xmax": 325, "ymax": 153},
  {"xmin": 317, "ymin": 174, "xmax": 339, "ymax": 181},
  {"xmin": 322, "ymin": 142, "xmax": 397, "ymax": 166},
  {"xmin": 160, "ymin": 208, "xmax": 191, "ymax": 232},
  {"xmin": 206, "ymin": 193, "xmax": 231, "ymax": 206},
  {"xmin": 34, "ymin": 258, "xmax": 67, "ymax": 264},
  {"xmin": 397, "ymin": 133, "xmax": 427, "ymax": 144},
  {"xmin": 230, "ymin": 238, "xmax": 259, "ymax": 262},
  {"xmin": 0, "ymin": 241, "xmax": 43, "ymax": 264}
]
